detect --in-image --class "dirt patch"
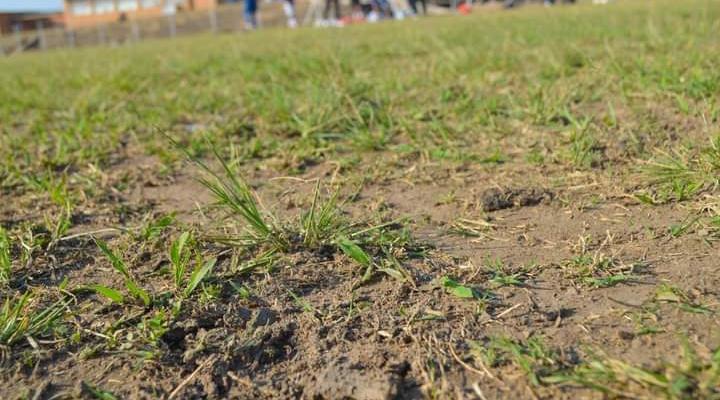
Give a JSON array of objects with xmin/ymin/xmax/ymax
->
[
  {"xmin": 305, "ymin": 360, "xmax": 404, "ymax": 399},
  {"xmin": 481, "ymin": 187, "xmax": 554, "ymax": 212},
  {"xmin": 5, "ymin": 160, "xmax": 717, "ymax": 400}
]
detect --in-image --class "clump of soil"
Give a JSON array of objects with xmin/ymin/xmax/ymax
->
[
  {"xmin": 305, "ymin": 360, "xmax": 404, "ymax": 399},
  {"xmin": 481, "ymin": 187, "xmax": 554, "ymax": 212}
]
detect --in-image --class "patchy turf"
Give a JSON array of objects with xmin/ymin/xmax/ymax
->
[{"xmin": 1, "ymin": 0, "xmax": 719, "ymax": 398}]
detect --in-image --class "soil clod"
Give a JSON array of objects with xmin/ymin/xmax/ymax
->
[{"xmin": 481, "ymin": 187, "xmax": 554, "ymax": 212}]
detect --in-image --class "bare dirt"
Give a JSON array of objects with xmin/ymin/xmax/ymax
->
[{"xmin": 2, "ymin": 136, "xmax": 717, "ymax": 399}]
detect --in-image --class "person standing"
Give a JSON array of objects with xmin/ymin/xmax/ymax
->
[
  {"xmin": 323, "ymin": 0, "xmax": 341, "ymax": 25},
  {"xmin": 283, "ymin": 0, "xmax": 298, "ymax": 28},
  {"xmin": 244, "ymin": 0, "xmax": 259, "ymax": 29},
  {"xmin": 409, "ymin": 0, "xmax": 427, "ymax": 15}
]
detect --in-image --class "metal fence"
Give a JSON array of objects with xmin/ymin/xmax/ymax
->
[{"xmin": 0, "ymin": 2, "xmax": 316, "ymax": 55}]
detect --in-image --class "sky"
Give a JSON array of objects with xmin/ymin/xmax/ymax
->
[{"xmin": 0, "ymin": 0, "xmax": 63, "ymax": 13}]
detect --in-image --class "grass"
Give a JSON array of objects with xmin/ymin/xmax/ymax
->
[
  {"xmin": 196, "ymin": 144, "xmax": 355, "ymax": 253},
  {"xmin": 561, "ymin": 235, "xmax": 642, "ymax": 288},
  {"xmin": 86, "ymin": 234, "xmax": 218, "ymax": 354},
  {"xmin": 708, "ymin": 214, "xmax": 720, "ymax": 240},
  {"xmin": 562, "ymin": 112, "xmax": 605, "ymax": 169},
  {"xmin": 440, "ymin": 276, "xmax": 476, "ymax": 299},
  {"xmin": 654, "ymin": 284, "xmax": 713, "ymax": 315},
  {"xmin": 169, "ymin": 231, "xmax": 192, "ymax": 290},
  {"xmin": 669, "ymin": 216, "xmax": 700, "ymax": 238},
  {"xmin": 0, "ymin": 292, "xmax": 67, "ymax": 348},
  {"xmin": 485, "ymin": 258, "xmax": 527, "ymax": 288},
  {"xmin": 302, "ymin": 181, "xmax": 345, "ymax": 248},
  {"xmin": 136, "ymin": 214, "xmax": 176, "ymax": 243},
  {"xmin": 95, "ymin": 234, "xmax": 216, "ymax": 313},
  {"xmin": 471, "ymin": 335, "xmax": 720, "ymax": 399},
  {"xmin": 0, "ymin": 0, "xmax": 718, "ymax": 397},
  {"xmin": 95, "ymin": 238, "xmax": 152, "ymax": 307},
  {"xmin": 81, "ymin": 381, "xmax": 119, "ymax": 400},
  {"xmin": 190, "ymin": 145, "xmax": 424, "ymax": 285},
  {"xmin": 183, "ymin": 257, "xmax": 217, "ymax": 299},
  {"xmin": 548, "ymin": 343, "xmax": 720, "ymax": 399},
  {"xmin": 469, "ymin": 335, "xmax": 563, "ymax": 386},
  {"xmin": 566, "ymin": 254, "xmax": 636, "ymax": 288},
  {"xmin": 0, "ymin": 227, "xmax": 11, "ymax": 284},
  {"xmin": 0, "ymin": 1, "xmax": 716, "ymax": 191},
  {"xmin": 642, "ymin": 135, "xmax": 720, "ymax": 202},
  {"xmin": 449, "ymin": 218, "xmax": 495, "ymax": 239},
  {"xmin": 193, "ymin": 144, "xmax": 289, "ymax": 252}
]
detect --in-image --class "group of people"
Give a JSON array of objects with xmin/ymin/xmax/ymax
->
[
  {"xmin": 243, "ymin": 0, "xmax": 429, "ymax": 30},
  {"xmin": 239, "ymin": 0, "xmax": 584, "ymax": 32}
]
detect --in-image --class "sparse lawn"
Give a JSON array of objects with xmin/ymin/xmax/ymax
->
[{"xmin": 0, "ymin": 0, "xmax": 718, "ymax": 398}]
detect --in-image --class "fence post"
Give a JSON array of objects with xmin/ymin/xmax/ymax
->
[
  {"xmin": 97, "ymin": 24, "xmax": 108, "ymax": 45},
  {"xmin": 168, "ymin": 14, "xmax": 177, "ymax": 38},
  {"xmin": 13, "ymin": 24, "xmax": 23, "ymax": 53},
  {"xmin": 209, "ymin": 7, "xmax": 218, "ymax": 34},
  {"xmin": 66, "ymin": 30, "xmax": 76, "ymax": 48},
  {"xmin": 131, "ymin": 19, "xmax": 140, "ymax": 42},
  {"xmin": 36, "ymin": 20, "xmax": 47, "ymax": 50}
]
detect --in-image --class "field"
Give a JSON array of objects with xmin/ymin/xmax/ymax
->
[{"xmin": 1, "ymin": 1, "xmax": 719, "ymax": 398}]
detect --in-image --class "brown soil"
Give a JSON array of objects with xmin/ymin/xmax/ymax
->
[{"xmin": 2, "ymin": 140, "xmax": 718, "ymax": 400}]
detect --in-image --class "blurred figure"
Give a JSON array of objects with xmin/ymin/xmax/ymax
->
[
  {"xmin": 350, "ymin": 0, "xmax": 364, "ymax": 20},
  {"xmin": 376, "ymin": 0, "xmax": 393, "ymax": 19},
  {"xmin": 366, "ymin": 0, "xmax": 391, "ymax": 22},
  {"xmin": 457, "ymin": 1, "xmax": 472, "ymax": 14},
  {"xmin": 244, "ymin": 0, "xmax": 258, "ymax": 29},
  {"xmin": 408, "ymin": 0, "xmax": 427, "ymax": 15},
  {"xmin": 283, "ymin": 0, "xmax": 298, "ymax": 27},
  {"xmin": 324, "ymin": 0, "xmax": 342, "ymax": 24},
  {"xmin": 388, "ymin": 0, "xmax": 413, "ymax": 19}
]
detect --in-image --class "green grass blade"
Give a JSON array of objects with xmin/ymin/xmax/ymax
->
[
  {"xmin": 336, "ymin": 236, "xmax": 372, "ymax": 267},
  {"xmin": 184, "ymin": 257, "xmax": 216, "ymax": 298},
  {"xmin": 170, "ymin": 231, "xmax": 191, "ymax": 266},
  {"xmin": 125, "ymin": 279, "xmax": 151, "ymax": 307},
  {"xmin": 0, "ymin": 227, "xmax": 11, "ymax": 283},
  {"xmin": 91, "ymin": 285, "xmax": 125, "ymax": 304},
  {"xmin": 0, "ymin": 292, "xmax": 30, "ymax": 344},
  {"xmin": 440, "ymin": 276, "xmax": 475, "ymax": 298},
  {"xmin": 95, "ymin": 239, "xmax": 129, "ymax": 278},
  {"xmin": 170, "ymin": 231, "xmax": 191, "ymax": 288},
  {"xmin": 81, "ymin": 382, "xmax": 119, "ymax": 400},
  {"xmin": 0, "ymin": 292, "xmax": 67, "ymax": 346}
]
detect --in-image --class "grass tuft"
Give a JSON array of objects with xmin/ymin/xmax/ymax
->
[
  {"xmin": 302, "ymin": 180, "xmax": 346, "ymax": 248},
  {"xmin": 548, "ymin": 342, "xmax": 720, "ymax": 399},
  {"xmin": 194, "ymin": 144, "xmax": 289, "ymax": 252},
  {"xmin": 642, "ymin": 135, "xmax": 720, "ymax": 202},
  {"xmin": 469, "ymin": 335, "xmax": 563, "ymax": 386},
  {"xmin": 188, "ymin": 144, "xmax": 421, "ymax": 285},
  {"xmin": 94, "ymin": 238, "xmax": 152, "ymax": 307},
  {"xmin": 0, "ymin": 227, "xmax": 11, "ymax": 284},
  {"xmin": 0, "ymin": 292, "xmax": 67, "ymax": 347}
]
